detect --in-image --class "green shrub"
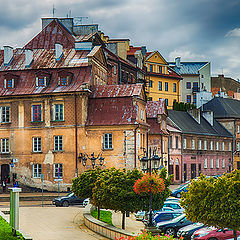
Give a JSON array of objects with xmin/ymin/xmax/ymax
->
[{"xmin": 91, "ymin": 209, "xmax": 113, "ymax": 226}]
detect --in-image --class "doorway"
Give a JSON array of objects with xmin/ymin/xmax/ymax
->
[
  {"xmin": 1, "ymin": 164, "xmax": 10, "ymax": 182},
  {"xmin": 191, "ymin": 164, "xmax": 196, "ymax": 179}
]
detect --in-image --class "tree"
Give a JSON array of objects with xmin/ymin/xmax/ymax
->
[{"xmin": 180, "ymin": 171, "xmax": 240, "ymax": 240}]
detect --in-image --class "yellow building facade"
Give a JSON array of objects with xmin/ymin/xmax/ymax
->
[{"xmin": 145, "ymin": 51, "xmax": 182, "ymax": 109}]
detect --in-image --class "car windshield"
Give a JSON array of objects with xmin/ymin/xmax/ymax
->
[
  {"xmin": 170, "ymin": 214, "xmax": 185, "ymax": 223},
  {"xmin": 66, "ymin": 192, "xmax": 74, "ymax": 197}
]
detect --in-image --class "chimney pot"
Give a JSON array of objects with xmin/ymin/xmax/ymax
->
[
  {"xmin": 55, "ymin": 43, "xmax": 63, "ymax": 61},
  {"xmin": 4, "ymin": 46, "xmax": 13, "ymax": 65},
  {"xmin": 175, "ymin": 57, "xmax": 181, "ymax": 68}
]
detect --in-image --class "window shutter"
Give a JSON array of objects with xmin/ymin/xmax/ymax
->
[
  {"xmin": 44, "ymin": 77, "xmax": 47, "ymax": 87},
  {"xmin": 4, "ymin": 79, "xmax": 6, "ymax": 88},
  {"xmin": 53, "ymin": 104, "xmax": 56, "ymax": 121},
  {"xmin": 67, "ymin": 76, "xmax": 70, "ymax": 85},
  {"xmin": 58, "ymin": 77, "xmax": 60, "ymax": 85},
  {"xmin": 12, "ymin": 79, "xmax": 14, "ymax": 88},
  {"xmin": 36, "ymin": 77, "xmax": 38, "ymax": 87},
  {"xmin": 0, "ymin": 139, "xmax": 2, "ymax": 153},
  {"xmin": 0, "ymin": 107, "xmax": 2, "ymax": 123}
]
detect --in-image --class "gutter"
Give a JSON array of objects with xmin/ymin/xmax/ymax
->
[{"xmin": 74, "ymin": 94, "xmax": 78, "ymax": 177}]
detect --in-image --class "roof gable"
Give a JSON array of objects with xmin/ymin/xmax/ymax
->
[
  {"xmin": 25, "ymin": 19, "xmax": 75, "ymax": 50},
  {"xmin": 145, "ymin": 51, "xmax": 168, "ymax": 65}
]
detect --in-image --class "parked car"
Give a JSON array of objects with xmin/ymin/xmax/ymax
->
[
  {"xmin": 177, "ymin": 223, "xmax": 205, "ymax": 240},
  {"xmin": 52, "ymin": 192, "xmax": 85, "ymax": 207},
  {"xmin": 135, "ymin": 211, "xmax": 146, "ymax": 221},
  {"xmin": 165, "ymin": 197, "xmax": 180, "ymax": 202},
  {"xmin": 83, "ymin": 198, "xmax": 90, "ymax": 207},
  {"xmin": 163, "ymin": 201, "xmax": 184, "ymax": 213},
  {"xmin": 157, "ymin": 214, "xmax": 193, "ymax": 237},
  {"xmin": 192, "ymin": 227, "xmax": 240, "ymax": 240},
  {"xmin": 154, "ymin": 211, "xmax": 182, "ymax": 224},
  {"xmin": 171, "ymin": 184, "xmax": 189, "ymax": 198}
]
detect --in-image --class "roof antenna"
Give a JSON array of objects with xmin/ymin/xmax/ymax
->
[{"xmin": 53, "ymin": 4, "xmax": 56, "ymax": 18}]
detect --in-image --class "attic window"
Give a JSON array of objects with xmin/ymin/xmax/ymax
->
[
  {"xmin": 36, "ymin": 77, "xmax": 47, "ymax": 87},
  {"xmin": 58, "ymin": 75, "xmax": 72, "ymax": 86},
  {"xmin": 4, "ymin": 79, "xmax": 14, "ymax": 88}
]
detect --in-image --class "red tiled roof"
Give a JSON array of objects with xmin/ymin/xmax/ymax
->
[
  {"xmin": 90, "ymin": 84, "xmax": 143, "ymax": 98},
  {"xmin": 0, "ymin": 49, "xmax": 90, "ymax": 71},
  {"xmin": 25, "ymin": 19, "xmax": 75, "ymax": 50},
  {"xmin": 0, "ymin": 66, "xmax": 91, "ymax": 97},
  {"xmin": 146, "ymin": 100, "xmax": 166, "ymax": 118},
  {"xmin": 86, "ymin": 97, "xmax": 137, "ymax": 126}
]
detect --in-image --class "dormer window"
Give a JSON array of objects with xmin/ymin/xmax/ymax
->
[
  {"xmin": 7, "ymin": 79, "xmax": 14, "ymax": 88},
  {"xmin": 4, "ymin": 73, "xmax": 18, "ymax": 89},
  {"xmin": 36, "ymin": 77, "xmax": 47, "ymax": 87},
  {"xmin": 58, "ymin": 71, "xmax": 73, "ymax": 86}
]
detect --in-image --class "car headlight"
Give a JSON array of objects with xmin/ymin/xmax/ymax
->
[{"xmin": 192, "ymin": 232, "xmax": 209, "ymax": 239}]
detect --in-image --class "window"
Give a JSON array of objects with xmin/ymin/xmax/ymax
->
[
  {"xmin": 33, "ymin": 164, "xmax": 42, "ymax": 178},
  {"xmin": 237, "ymin": 142, "xmax": 240, "ymax": 151},
  {"xmin": 229, "ymin": 142, "xmax": 232, "ymax": 151},
  {"xmin": 204, "ymin": 140, "xmax": 207, "ymax": 150},
  {"xmin": 173, "ymin": 83, "xmax": 176, "ymax": 92},
  {"xmin": 193, "ymin": 95, "xmax": 197, "ymax": 105},
  {"xmin": 33, "ymin": 137, "xmax": 41, "ymax": 152},
  {"xmin": 7, "ymin": 79, "xmax": 14, "ymax": 88},
  {"xmin": 54, "ymin": 163, "xmax": 63, "ymax": 178},
  {"xmin": 158, "ymin": 81, "xmax": 162, "ymax": 91},
  {"xmin": 210, "ymin": 159, "xmax": 213, "ymax": 168},
  {"xmin": 149, "ymin": 65, "xmax": 153, "ymax": 72},
  {"xmin": 222, "ymin": 142, "xmax": 225, "ymax": 151},
  {"xmin": 183, "ymin": 139, "xmax": 187, "ymax": 149},
  {"xmin": 198, "ymin": 140, "xmax": 202, "ymax": 150},
  {"xmin": 210, "ymin": 141, "xmax": 213, "ymax": 150},
  {"xmin": 204, "ymin": 158, "xmax": 207, "ymax": 168},
  {"xmin": 60, "ymin": 77, "xmax": 67, "ymax": 86},
  {"xmin": 103, "ymin": 133, "xmax": 113, "ymax": 149},
  {"xmin": 32, "ymin": 104, "xmax": 42, "ymax": 122},
  {"xmin": 169, "ymin": 136, "xmax": 172, "ymax": 149},
  {"xmin": 238, "ymin": 125, "xmax": 240, "ymax": 133},
  {"xmin": 193, "ymin": 82, "xmax": 198, "ymax": 91},
  {"xmin": 216, "ymin": 159, "xmax": 219, "ymax": 169},
  {"xmin": 0, "ymin": 106, "xmax": 10, "ymax": 123},
  {"xmin": 165, "ymin": 82, "xmax": 168, "ymax": 91},
  {"xmin": 1, "ymin": 138, "xmax": 9, "ymax": 153},
  {"xmin": 113, "ymin": 65, "xmax": 117, "ymax": 75},
  {"xmin": 54, "ymin": 136, "xmax": 63, "ymax": 151},
  {"xmin": 165, "ymin": 140, "xmax": 167, "ymax": 153},
  {"xmin": 159, "ymin": 66, "xmax": 162, "ymax": 73},
  {"xmin": 222, "ymin": 159, "xmax": 225, "ymax": 168},
  {"xmin": 36, "ymin": 77, "xmax": 46, "ymax": 87},
  {"xmin": 186, "ymin": 82, "xmax": 191, "ymax": 89},
  {"xmin": 216, "ymin": 141, "xmax": 219, "ymax": 151},
  {"xmin": 53, "ymin": 104, "xmax": 64, "ymax": 121},
  {"xmin": 149, "ymin": 80, "xmax": 153, "ymax": 88},
  {"xmin": 175, "ymin": 136, "xmax": 179, "ymax": 149},
  {"xmin": 187, "ymin": 95, "xmax": 191, "ymax": 103},
  {"xmin": 192, "ymin": 139, "xmax": 195, "ymax": 149},
  {"xmin": 165, "ymin": 99, "xmax": 168, "ymax": 106}
]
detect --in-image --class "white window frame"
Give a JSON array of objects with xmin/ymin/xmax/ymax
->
[
  {"xmin": 216, "ymin": 141, "xmax": 219, "ymax": 151},
  {"xmin": 1, "ymin": 138, "xmax": 9, "ymax": 153},
  {"xmin": 210, "ymin": 141, "xmax": 213, "ymax": 150},
  {"xmin": 198, "ymin": 140, "xmax": 202, "ymax": 150},
  {"xmin": 204, "ymin": 158, "xmax": 208, "ymax": 169},
  {"xmin": 238, "ymin": 125, "xmax": 240, "ymax": 133},
  {"xmin": 222, "ymin": 159, "xmax": 225, "ymax": 168},
  {"xmin": 229, "ymin": 142, "xmax": 232, "ymax": 151},
  {"xmin": 32, "ymin": 164, "xmax": 42, "ymax": 178},
  {"xmin": 237, "ymin": 142, "xmax": 240, "ymax": 151},
  {"xmin": 0, "ymin": 106, "xmax": 10, "ymax": 123},
  {"xmin": 165, "ymin": 140, "xmax": 167, "ymax": 153},
  {"xmin": 32, "ymin": 137, "xmax": 41, "ymax": 152},
  {"xmin": 222, "ymin": 142, "xmax": 225, "ymax": 151},
  {"xmin": 103, "ymin": 133, "xmax": 113, "ymax": 150},
  {"xmin": 210, "ymin": 159, "xmax": 213, "ymax": 169},
  {"xmin": 216, "ymin": 158, "xmax": 219, "ymax": 169},
  {"xmin": 53, "ymin": 104, "xmax": 64, "ymax": 121},
  {"xmin": 54, "ymin": 136, "xmax": 63, "ymax": 151},
  {"xmin": 204, "ymin": 140, "xmax": 207, "ymax": 150},
  {"xmin": 183, "ymin": 139, "xmax": 187, "ymax": 149},
  {"xmin": 192, "ymin": 139, "xmax": 195, "ymax": 150},
  {"xmin": 54, "ymin": 163, "xmax": 63, "ymax": 178}
]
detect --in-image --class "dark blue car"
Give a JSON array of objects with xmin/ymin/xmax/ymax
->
[
  {"xmin": 154, "ymin": 211, "xmax": 182, "ymax": 224},
  {"xmin": 171, "ymin": 184, "xmax": 189, "ymax": 198}
]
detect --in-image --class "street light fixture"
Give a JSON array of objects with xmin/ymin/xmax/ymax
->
[
  {"xmin": 78, "ymin": 152, "xmax": 104, "ymax": 169},
  {"xmin": 139, "ymin": 147, "xmax": 161, "ymax": 228}
]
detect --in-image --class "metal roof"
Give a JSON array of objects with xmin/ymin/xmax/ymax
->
[
  {"xmin": 168, "ymin": 110, "xmax": 232, "ymax": 137},
  {"xmin": 203, "ymin": 97, "xmax": 240, "ymax": 119},
  {"xmin": 146, "ymin": 100, "xmax": 167, "ymax": 118},
  {"xmin": 168, "ymin": 62, "xmax": 208, "ymax": 75}
]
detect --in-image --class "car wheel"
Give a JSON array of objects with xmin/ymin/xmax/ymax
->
[
  {"xmin": 62, "ymin": 201, "xmax": 69, "ymax": 207},
  {"xmin": 176, "ymin": 193, "xmax": 181, "ymax": 198},
  {"xmin": 165, "ymin": 228, "xmax": 176, "ymax": 236},
  {"xmin": 208, "ymin": 238, "xmax": 218, "ymax": 240}
]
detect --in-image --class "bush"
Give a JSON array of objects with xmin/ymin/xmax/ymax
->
[{"xmin": 91, "ymin": 209, "xmax": 113, "ymax": 226}]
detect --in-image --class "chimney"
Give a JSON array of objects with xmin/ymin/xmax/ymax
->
[
  {"xmin": 55, "ymin": 43, "xmax": 63, "ymax": 61},
  {"xmin": 188, "ymin": 108, "xmax": 201, "ymax": 124},
  {"xmin": 202, "ymin": 110, "xmax": 214, "ymax": 126},
  {"xmin": 175, "ymin": 57, "xmax": 181, "ymax": 68},
  {"xmin": 25, "ymin": 49, "xmax": 33, "ymax": 67},
  {"xmin": 4, "ymin": 46, "xmax": 13, "ymax": 65}
]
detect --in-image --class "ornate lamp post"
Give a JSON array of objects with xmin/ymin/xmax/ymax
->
[
  {"xmin": 139, "ymin": 147, "xmax": 161, "ymax": 227},
  {"xmin": 78, "ymin": 152, "xmax": 104, "ymax": 169}
]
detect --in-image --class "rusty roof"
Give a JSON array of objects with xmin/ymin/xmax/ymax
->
[
  {"xmin": 90, "ymin": 84, "xmax": 143, "ymax": 98},
  {"xmin": 0, "ymin": 49, "xmax": 90, "ymax": 71},
  {"xmin": 25, "ymin": 19, "xmax": 75, "ymax": 50},
  {"xmin": 127, "ymin": 47, "xmax": 142, "ymax": 56},
  {"xmin": 146, "ymin": 100, "xmax": 167, "ymax": 118}
]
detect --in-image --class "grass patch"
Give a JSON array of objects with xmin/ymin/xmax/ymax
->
[
  {"xmin": 91, "ymin": 209, "xmax": 113, "ymax": 226},
  {"xmin": 0, "ymin": 216, "xmax": 24, "ymax": 240}
]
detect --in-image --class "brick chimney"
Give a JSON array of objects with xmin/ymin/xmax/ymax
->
[
  {"xmin": 175, "ymin": 57, "xmax": 181, "ymax": 68},
  {"xmin": 202, "ymin": 110, "xmax": 214, "ymax": 126},
  {"xmin": 4, "ymin": 46, "xmax": 13, "ymax": 65}
]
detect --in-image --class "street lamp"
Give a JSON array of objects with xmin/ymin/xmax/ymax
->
[
  {"xmin": 78, "ymin": 152, "xmax": 104, "ymax": 169},
  {"xmin": 139, "ymin": 147, "xmax": 161, "ymax": 228}
]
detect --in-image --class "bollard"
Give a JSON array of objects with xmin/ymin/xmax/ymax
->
[{"xmin": 9, "ymin": 187, "xmax": 22, "ymax": 234}]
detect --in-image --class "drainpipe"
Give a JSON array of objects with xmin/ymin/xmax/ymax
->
[
  {"xmin": 134, "ymin": 124, "xmax": 140, "ymax": 168},
  {"xmin": 233, "ymin": 119, "xmax": 236, "ymax": 170},
  {"xmin": 160, "ymin": 133, "xmax": 163, "ymax": 166},
  {"xmin": 119, "ymin": 62, "xmax": 122, "ymax": 84},
  {"xmin": 181, "ymin": 133, "xmax": 184, "ymax": 183},
  {"xmin": 74, "ymin": 94, "xmax": 78, "ymax": 177}
]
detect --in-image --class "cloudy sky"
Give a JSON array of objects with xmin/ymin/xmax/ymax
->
[{"xmin": 0, "ymin": 0, "xmax": 240, "ymax": 79}]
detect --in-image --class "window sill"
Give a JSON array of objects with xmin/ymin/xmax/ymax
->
[
  {"xmin": 31, "ymin": 121, "xmax": 43, "ymax": 123},
  {"xmin": 31, "ymin": 151, "xmax": 43, "ymax": 154},
  {"xmin": 102, "ymin": 148, "xmax": 113, "ymax": 151},
  {"xmin": 0, "ymin": 122, "xmax": 11, "ymax": 124},
  {"xmin": 51, "ymin": 120, "xmax": 65, "ymax": 122},
  {"xmin": 0, "ymin": 152, "xmax": 11, "ymax": 155},
  {"xmin": 32, "ymin": 177, "xmax": 41, "ymax": 179},
  {"xmin": 52, "ymin": 150, "xmax": 64, "ymax": 153}
]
